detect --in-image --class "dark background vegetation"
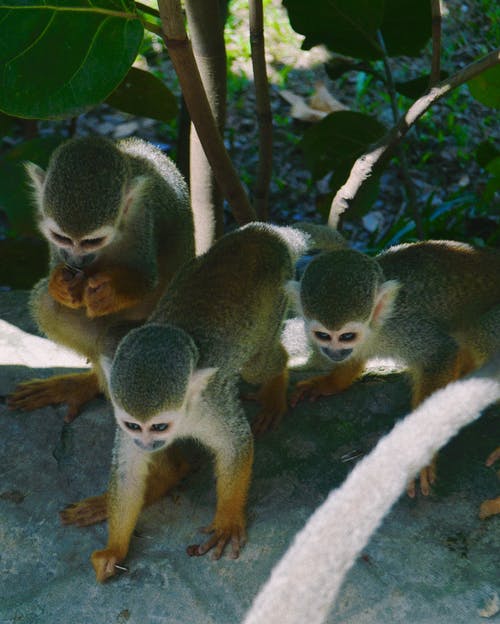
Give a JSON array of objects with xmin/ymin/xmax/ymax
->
[{"xmin": 0, "ymin": 0, "xmax": 498, "ymax": 289}]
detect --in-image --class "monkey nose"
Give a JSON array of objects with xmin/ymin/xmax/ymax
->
[
  {"xmin": 133, "ymin": 439, "xmax": 166, "ymax": 452},
  {"xmin": 73, "ymin": 253, "xmax": 96, "ymax": 268},
  {"xmin": 321, "ymin": 347, "xmax": 353, "ymax": 362}
]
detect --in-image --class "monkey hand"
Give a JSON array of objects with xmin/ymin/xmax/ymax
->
[
  {"xmin": 48, "ymin": 264, "xmax": 86, "ymax": 308},
  {"xmin": 91, "ymin": 548, "xmax": 123, "ymax": 583},
  {"xmin": 186, "ymin": 520, "xmax": 247, "ymax": 560},
  {"xmin": 290, "ymin": 373, "xmax": 341, "ymax": 407},
  {"xmin": 83, "ymin": 269, "xmax": 141, "ymax": 318}
]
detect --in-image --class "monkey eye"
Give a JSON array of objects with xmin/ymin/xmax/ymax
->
[
  {"xmin": 51, "ymin": 231, "xmax": 73, "ymax": 246},
  {"xmin": 314, "ymin": 331, "xmax": 331, "ymax": 342},
  {"xmin": 124, "ymin": 421, "xmax": 142, "ymax": 432},
  {"xmin": 81, "ymin": 236, "xmax": 106, "ymax": 249},
  {"xmin": 339, "ymin": 332, "xmax": 357, "ymax": 343},
  {"xmin": 151, "ymin": 423, "xmax": 169, "ymax": 432}
]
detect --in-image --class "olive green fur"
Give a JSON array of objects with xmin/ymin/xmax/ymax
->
[
  {"xmin": 299, "ymin": 241, "xmax": 500, "ymax": 369},
  {"xmin": 111, "ymin": 324, "xmax": 198, "ymax": 419},
  {"xmin": 301, "ymin": 250, "xmax": 382, "ymax": 327},
  {"xmin": 106, "ymin": 222, "xmax": 346, "ymax": 419}
]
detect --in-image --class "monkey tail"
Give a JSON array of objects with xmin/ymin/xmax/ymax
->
[{"xmin": 243, "ymin": 354, "xmax": 500, "ymax": 624}]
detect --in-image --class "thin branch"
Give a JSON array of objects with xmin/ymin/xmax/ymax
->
[
  {"xmin": 249, "ymin": 0, "xmax": 273, "ymax": 221},
  {"xmin": 328, "ymin": 48, "xmax": 500, "ymax": 228},
  {"xmin": 157, "ymin": 0, "xmax": 256, "ymax": 227},
  {"xmin": 142, "ymin": 19, "xmax": 162, "ymax": 37},
  {"xmin": 377, "ymin": 30, "xmax": 423, "ymax": 239},
  {"xmin": 429, "ymin": 0, "xmax": 442, "ymax": 87},
  {"xmin": 135, "ymin": 2, "xmax": 160, "ymax": 18}
]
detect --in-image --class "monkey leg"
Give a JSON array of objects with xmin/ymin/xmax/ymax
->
[
  {"xmin": 289, "ymin": 357, "xmax": 365, "ymax": 408},
  {"xmin": 187, "ymin": 439, "xmax": 253, "ymax": 560},
  {"xmin": 407, "ymin": 335, "xmax": 467, "ymax": 497},
  {"xmin": 7, "ymin": 370, "xmax": 101, "ymax": 423},
  {"xmin": 60, "ymin": 444, "xmax": 191, "ymax": 527},
  {"xmin": 242, "ymin": 342, "xmax": 289, "ymax": 434},
  {"xmin": 250, "ymin": 369, "xmax": 289, "ymax": 435}
]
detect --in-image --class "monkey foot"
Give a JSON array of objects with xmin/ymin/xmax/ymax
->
[
  {"xmin": 479, "ymin": 497, "xmax": 500, "ymax": 519},
  {"xmin": 407, "ymin": 457, "xmax": 437, "ymax": 498},
  {"xmin": 91, "ymin": 547, "xmax": 124, "ymax": 583},
  {"xmin": 186, "ymin": 522, "xmax": 247, "ymax": 560},
  {"xmin": 7, "ymin": 371, "xmax": 101, "ymax": 422},
  {"xmin": 60, "ymin": 493, "xmax": 108, "ymax": 526}
]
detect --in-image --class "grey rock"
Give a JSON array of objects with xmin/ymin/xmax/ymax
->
[{"xmin": 0, "ymin": 291, "xmax": 498, "ymax": 624}]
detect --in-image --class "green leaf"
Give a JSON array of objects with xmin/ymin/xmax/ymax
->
[
  {"xmin": 283, "ymin": 0, "xmax": 384, "ymax": 60},
  {"xmin": 0, "ymin": 136, "xmax": 65, "ymax": 236},
  {"xmin": 0, "ymin": 1, "xmax": 144, "ymax": 119},
  {"xmin": 381, "ymin": 0, "xmax": 431, "ymax": 57},
  {"xmin": 467, "ymin": 64, "xmax": 500, "ymax": 109},
  {"xmin": 301, "ymin": 111, "xmax": 387, "ymax": 180},
  {"xmin": 476, "ymin": 141, "xmax": 500, "ymax": 168},
  {"xmin": 106, "ymin": 67, "xmax": 177, "ymax": 122},
  {"xmin": 0, "ymin": 238, "xmax": 49, "ymax": 289}
]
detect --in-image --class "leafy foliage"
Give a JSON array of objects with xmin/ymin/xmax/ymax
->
[{"xmin": 0, "ymin": 0, "xmax": 144, "ymax": 119}]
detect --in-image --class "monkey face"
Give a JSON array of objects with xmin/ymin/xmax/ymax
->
[
  {"xmin": 115, "ymin": 405, "xmax": 179, "ymax": 453},
  {"xmin": 39, "ymin": 216, "xmax": 115, "ymax": 269},
  {"xmin": 306, "ymin": 319, "xmax": 368, "ymax": 363}
]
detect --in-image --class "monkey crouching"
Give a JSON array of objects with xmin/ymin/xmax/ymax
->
[
  {"xmin": 287, "ymin": 240, "xmax": 500, "ymax": 506},
  {"xmin": 60, "ymin": 222, "xmax": 346, "ymax": 581},
  {"xmin": 8, "ymin": 136, "xmax": 194, "ymax": 421}
]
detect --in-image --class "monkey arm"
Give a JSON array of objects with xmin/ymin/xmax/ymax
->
[
  {"xmin": 91, "ymin": 431, "xmax": 150, "ymax": 582},
  {"xmin": 290, "ymin": 358, "xmax": 365, "ymax": 407},
  {"xmin": 187, "ymin": 412, "xmax": 254, "ymax": 560}
]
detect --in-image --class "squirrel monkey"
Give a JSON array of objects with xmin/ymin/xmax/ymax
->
[
  {"xmin": 8, "ymin": 136, "xmax": 194, "ymax": 421},
  {"xmin": 60, "ymin": 222, "xmax": 346, "ymax": 582},
  {"xmin": 288, "ymin": 241, "xmax": 500, "ymax": 497}
]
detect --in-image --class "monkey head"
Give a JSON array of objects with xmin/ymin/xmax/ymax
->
[
  {"xmin": 287, "ymin": 249, "xmax": 400, "ymax": 364},
  {"xmin": 102, "ymin": 323, "xmax": 216, "ymax": 453},
  {"xmin": 26, "ymin": 136, "xmax": 148, "ymax": 269}
]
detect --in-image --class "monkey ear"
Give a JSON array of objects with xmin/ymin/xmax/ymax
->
[
  {"xmin": 25, "ymin": 162, "xmax": 46, "ymax": 208},
  {"xmin": 185, "ymin": 367, "xmax": 218, "ymax": 408},
  {"xmin": 371, "ymin": 280, "xmax": 400, "ymax": 327},
  {"xmin": 122, "ymin": 175, "xmax": 149, "ymax": 217},
  {"xmin": 285, "ymin": 280, "xmax": 303, "ymax": 314}
]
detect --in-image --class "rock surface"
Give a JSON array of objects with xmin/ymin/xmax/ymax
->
[{"xmin": 0, "ymin": 291, "xmax": 498, "ymax": 624}]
